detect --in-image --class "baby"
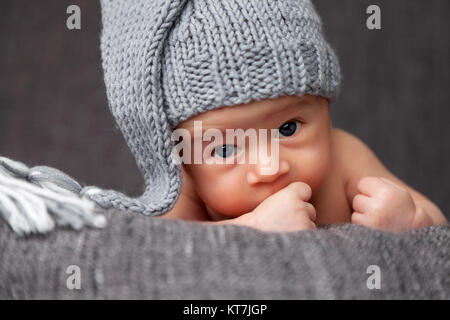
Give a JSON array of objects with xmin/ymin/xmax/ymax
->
[
  {"xmin": 164, "ymin": 94, "xmax": 447, "ymax": 232},
  {"xmin": 95, "ymin": 0, "xmax": 446, "ymax": 234},
  {"xmin": 0, "ymin": 1, "xmax": 446, "ymax": 237}
]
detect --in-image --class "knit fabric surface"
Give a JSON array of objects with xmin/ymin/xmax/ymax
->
[{"xmin": 1, "ymin": 210, "xmax": 448, "ymax": 299}]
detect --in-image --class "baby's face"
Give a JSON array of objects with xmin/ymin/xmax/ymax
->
[{"xmin": 177, "ymin": 94, "xmax": 333, "ymax": 218}]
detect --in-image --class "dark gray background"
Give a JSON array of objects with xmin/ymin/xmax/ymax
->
[{"xmin": 0, "ymin": 0, "xmax": 449, "ymax": 219}]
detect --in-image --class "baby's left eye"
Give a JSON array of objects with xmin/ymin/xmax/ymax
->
[
  {"xmin": 278, "ymin": 120, "xmax": 302, "ymax": 137},
  {"xmin": 213, "ymin": 144, "xmax": 239, "ymax": 159}
]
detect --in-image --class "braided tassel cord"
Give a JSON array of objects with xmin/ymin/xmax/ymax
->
[{"xmin": 0, "ymin": 156, "xmax": 107, "ymax": 236}]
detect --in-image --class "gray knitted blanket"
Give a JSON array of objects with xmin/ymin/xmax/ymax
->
[{"xmin": 0, "ymin": 209, "xmax": 448, "ymax": 299}]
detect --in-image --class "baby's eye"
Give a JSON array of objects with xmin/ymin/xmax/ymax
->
[
  {"xmin": 278, "ymin": 120, "xmax": 302, "ymax": 137},
  {"xmin": 213, "ymin": 145, "xmax": 239, "ymax": 159}
]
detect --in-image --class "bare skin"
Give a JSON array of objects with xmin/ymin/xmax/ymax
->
[{"xmin": 162, "ymin": 95, "xmax": 447, "ymax": 233}]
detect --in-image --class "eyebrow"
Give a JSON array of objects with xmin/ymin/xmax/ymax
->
[
  {"xmin": 265, "ymin": 98, "xmax": 309, "ymax": 119},
  {"xmin": 183, "ymin": 96, "xmax": 312, "ymax": 135}
]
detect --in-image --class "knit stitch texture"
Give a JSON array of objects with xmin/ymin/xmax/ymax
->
[{"xmin": 1, "ymin": 212, "xmax": 448, "ymax": 299}]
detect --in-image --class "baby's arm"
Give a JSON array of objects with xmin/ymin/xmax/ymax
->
[{"xmin": 334, "ymin": 128, "xmax": 447, "ymax": 232}]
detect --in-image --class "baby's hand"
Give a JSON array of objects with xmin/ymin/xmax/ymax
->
[
  {"xmin": 351, "ymin": 177, "xmax": 418, "ymax": 232},
  {"xmin": 246, "ymin": 182, "xmax": 317, "ymax": 233}
]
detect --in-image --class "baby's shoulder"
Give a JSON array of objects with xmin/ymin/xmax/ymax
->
[
  {"xmin": 330, "ymin": 127, "xmax": 388, "ymax": 193},
  {"xmin": 330, "ymin": 128, "xmax": 355, "ymax": 168},
  {"xmin": 331, "ymin": 127, "xmax": 362, "ymax": 149},
  {"xmin": 331, "ymin": 128, "xmax": 373, "ymax": 161},
  {"xmin": 330, "ymin": 127, "xmax": 377, "ymax": 181}
]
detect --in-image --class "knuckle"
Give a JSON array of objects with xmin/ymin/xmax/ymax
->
[
  {"xmin": 369, "ymin": 200, "xmax": 384, "ymax": 214},
  {"xmin": 351, "ymin": 213, "xmax": 360, "ymax": 224},
  {"xmin": 352, "ymin": 196, "xmax": 363, "ymax": 212},
  {"xmin": 292, "ymin": 200, "xmax": 308, "ymax": 213},
  {"xmin": 308, "ymin": 204, "xmax": 317, "ymax": 221},
  {"xmin": 308, "ymin": 221, "xmax": 317, "ymax": 229},
  {"xmin": 352, "ymin": 212, "xmax": 368, "ymax": 225},
  {"xmin": 299, "ymin": 202, "xmax": 316, "ymax": 221},
  {"xmin": 378, "ymin": 187, "xmax": 394, "ymax": 201},
  {"xmin": 352, "ymin": 194, "xmax": 362, "ymax": 206}
]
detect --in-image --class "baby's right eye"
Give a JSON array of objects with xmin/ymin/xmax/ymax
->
[
  {"xmin": 213, "ymin": 145, "xmax": 239, "ymax": 159},
  {"xmin": 278, "ymin": 120, "xmax": 302, "ymax": 138}
]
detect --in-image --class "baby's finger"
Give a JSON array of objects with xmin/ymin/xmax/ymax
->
[
  {"xmin": 352, "ymin": 193, "xmax": 371, "ymax": 213},
  {"xmin": 357, "ymin": 176, "xmax": 389, "ymax": 197},
  {"xmin": 287, "ymin": 181, "xmax": 312, "ymax": 202},
  {"xmin": 379, "ymin": 177, "xmax": 407, "ymax": 192},
  {"xmin": 350, "ymin": 211, "xmax": 366, "ymax": 226},
  {"xmin": 296, "ymin": 212, "xmax": 316, "ymax": 229},
  {"xmin": 303, "ymin": 202, "xmax": 316, "ymax": 221},
  {"xmin": 351, "ymin": 211, "xmax": 386, "ymax": 230}
]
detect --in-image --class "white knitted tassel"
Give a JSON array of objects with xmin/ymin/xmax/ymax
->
[{"xmin": 0, "ymin": 156, "xmax": 107, "ymax": 236}]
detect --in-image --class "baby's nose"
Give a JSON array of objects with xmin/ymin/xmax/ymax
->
[{"xmin": 246, "ymin": 159, "xmax": 290, "ymax": 185}]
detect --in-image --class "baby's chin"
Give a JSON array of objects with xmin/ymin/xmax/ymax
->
[{"xmin": 204, "ymin": 200, "xmax": 260, "ymax": 219}]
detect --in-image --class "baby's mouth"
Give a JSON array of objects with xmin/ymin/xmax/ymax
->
[{"xmin": 257, "ymin": 177, "xmax": 292, "ymax": 198}]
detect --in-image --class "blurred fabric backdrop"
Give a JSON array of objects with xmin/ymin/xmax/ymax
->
[{"xmin": 0, "ymin": 0, "xmax": 449, "ymax": 218}]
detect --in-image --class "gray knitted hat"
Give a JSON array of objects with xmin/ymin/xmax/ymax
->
[
  {"xmin": 90, "ymin": 0, "xmax": 341, "ymax": 216},
  {"xmin": 0, "ymin": 0, "xmax": 341, "ymax": 235}
]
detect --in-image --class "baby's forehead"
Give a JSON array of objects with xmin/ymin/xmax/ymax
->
[{"xmin": 178, "ymin": 95, "xmax": 319, "ymax": 130}]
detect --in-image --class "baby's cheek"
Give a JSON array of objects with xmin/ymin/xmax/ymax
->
[
  {"xmin": 294, "ymin": 145, "xmax": 331, "ymax": 194},
  {"xmin": 198, "ymin": 174, "xmax": 258, "ymax": 217}
]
